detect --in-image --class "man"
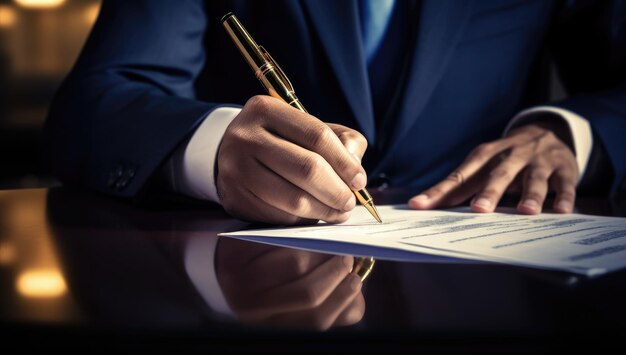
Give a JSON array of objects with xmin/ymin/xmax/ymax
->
[
  {"xmin": 45, "ymin": 0, "xmax": 625, "ymax": 325},
  {"xmin": 45, "ymin": 0, "xmax": 624, "ymax": 223}
]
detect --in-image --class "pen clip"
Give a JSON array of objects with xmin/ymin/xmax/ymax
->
[{"xmin": 259, "ymin": 46, "xmax": 294, "ymax": 92}]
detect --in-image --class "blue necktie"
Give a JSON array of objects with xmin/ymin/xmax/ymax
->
[
  {"xmin": 359, "ymin": 0, "xmax": 410, "ymax": 129},
  {"xmin": 359, "ymin": 0, "xmax": 397, "ymax": 64}
]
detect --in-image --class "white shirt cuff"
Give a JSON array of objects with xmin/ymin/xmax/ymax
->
[
  {"xmin": 184, "ymin": 234, "xmax": 236, "ymax": 320},
  {"xmin": 504, "ymin": 106, "xmax": 594, "ymax": 184},
  {"xmin": 170, "ymin": 106, "xmax": 242, "ymax": 203}
]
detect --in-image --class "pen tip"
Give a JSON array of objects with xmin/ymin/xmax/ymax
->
[{"xmin": 369, "ymin": 204, "xmax": 382, "ymax": 224}]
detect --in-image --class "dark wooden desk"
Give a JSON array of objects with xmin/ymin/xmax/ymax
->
[{"xmin": 1, "ymin": 187, "xmax": 625, "ymax": 351}]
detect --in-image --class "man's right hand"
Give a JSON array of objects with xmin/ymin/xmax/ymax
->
[{"xmin": 217, "ymin": 95, "xmax": 368, "ymax": 225}]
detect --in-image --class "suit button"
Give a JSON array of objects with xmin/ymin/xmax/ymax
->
[
  {"xmin": 108, "ymin": 165, "xmax": 123, "ymax": 188},
  {"xmin": 369, "ymin": 173, "xmax": 390, "ymax": 190},
  {"xmin": 116, "ymin": 166, "xmax": 137, "ymax": 190},
  {"xmin": 115, "ymin": 179, "xmax": 128, "ymax": 189}
]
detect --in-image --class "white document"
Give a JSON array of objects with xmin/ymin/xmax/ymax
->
[{"xmin": 220, "ymin": 205, "xmax": 626, "ymax": 277}]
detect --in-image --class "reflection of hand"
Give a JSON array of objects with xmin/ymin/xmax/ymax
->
[
  {"xmin": 217, "ymin": 95, "xmax": 368, "ymax": 225},
  {"xmin": 216, "ymin": 238, "xmax": 365, "ymax": 330},
  {"xmin": 409, "ymin": 122, "xmax": 579, "ymax": 214}
]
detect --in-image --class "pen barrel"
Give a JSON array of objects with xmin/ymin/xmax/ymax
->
[
  {"xmin": 222, "ymin": 13, "xmax": 306, "ymax": 113},
  {"xmin": 354, "ymin": 188, "xmax": 373, "ymax": 206},
  {"xmin": 258, "ymin": 68, "xmax": 307, "ymax": 113},
  {"xmin": 221, "ymin": 13, "xmax": 266, "ymax": 75}
]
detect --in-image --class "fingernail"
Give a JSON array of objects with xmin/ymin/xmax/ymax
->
[
  {"xmin": 473, "ymin": 198, "xmax": 492, "ymax": 210},
  {"xmin": 350, "ymin": 274, "xmax": 362, "ymax": 291},
  {"xmin": 351, "ymin": 172, "xmax": 366, "ymax": 190},
  {"xmin": 343, "ymin": 197, "xmax": 356, "ymax": 212},
  {"xmin": 556, "ymin": 200, "xmax": 572, "ymax": 212},
  {"xmin": 521, "ymin": 199, "xmax": 538, "ymax": 210}
]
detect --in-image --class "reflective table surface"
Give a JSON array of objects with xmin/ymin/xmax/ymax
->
[{"xmin": 1, "ymin": 187, "xmax": 625, "ymax": 351}]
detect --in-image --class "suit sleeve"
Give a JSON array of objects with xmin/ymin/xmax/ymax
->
[
  {"xmin": 549, "ymin": 0, "xmax": 626, "ymax": 200},
  {"xmin": 45, "ymin": 0, "xmax": 219, "ymax": 198}
]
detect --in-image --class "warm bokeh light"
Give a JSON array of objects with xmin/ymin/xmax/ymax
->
[
  {"xmin": 0, "ymin": 5, "xmax": 17, "ymax": 28},
  {"xmin": 16, "ymin": 269, "xmax": 68, "ymax": 298},
  {"xmin": 83, "ymin": 2, "xmax": 99, "ymax": 24},
  {"xmin": 13, "ymin": 0, "xmax": 66, "ymax": 9}
]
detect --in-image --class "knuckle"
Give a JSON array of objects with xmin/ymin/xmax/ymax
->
[
  {"xmin": 481, "ymin": 187, "xmax": 501, "ymax": 198},
  {"xmin": 287, "ymin": 192, "xmax": 310, "ymax": 215},
  {"xmin": 298, "ymin": 154, "xmax": 324, "ymax": 179},
  {"xmin": 558, "ymin": 189, "xmax": 576, "ymax": 200},
  {"xmin": 285, "ymin": 253, "xmax": 309, "ymax": 276},
  {"xmin": 245, "ymin": 95, "xmax": 272, "ymax": 115},
  {"xmin": 304, "ymin": 124, "xmax": 334, "ymax": 149},
  {"xmin": 446, "ymin": 170, "xmax": 465, "ymax": 185},
  {"xmin": 509, "ymin": 146, "xmax": 530, "ymax": 160},
  {"xmin": 527, "ymin": 170, "xmax": 549, "ymax": 182},
  {"xmin": 299, "ymin": 286, "xmax": 323, "ymax": 308},
  {"xmin": 523, "ymin": 191, "xmax": 545, "ymax": 202},
  {"xmin": 429, "ymin": 185, "xmax": 446, "ymax": 196},
  {"xmin": 339, "ymin": 130, "xmax": 368, "ymax": 148},
  {"xmin": 489, "ymin": 167, "xmax": 513, "ymax": 181}
]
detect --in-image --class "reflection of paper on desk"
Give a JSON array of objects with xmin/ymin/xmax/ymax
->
[{"xmin": 220, "ymin": 205, "xmax": 626, "ymax": 277}]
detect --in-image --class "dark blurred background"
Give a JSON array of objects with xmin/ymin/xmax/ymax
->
[{"xmin": 0, "ymin": 0, "xmax": 101, "ymax": 189}]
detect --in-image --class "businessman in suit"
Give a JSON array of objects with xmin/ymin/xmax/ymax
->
[
  {"xmin": 45, "ymin": 0, "xmax": 625, "ymax": 326},
  {"xmin": 45, "ymin": 0, "xmax": 625, "ymax": 224}
]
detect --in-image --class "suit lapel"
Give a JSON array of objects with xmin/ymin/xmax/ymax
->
[
  {"xmin": 384, "ymin": 0, "xmax": 474, "ymax": 156},
  {"xmin": 301, "ymin": 0, "xmax": 376, "ymax": 142}
]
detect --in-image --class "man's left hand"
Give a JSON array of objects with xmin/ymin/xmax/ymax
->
[{"xmin": 408, "ymin": 122, "xmax": 579, "ymax": 214}]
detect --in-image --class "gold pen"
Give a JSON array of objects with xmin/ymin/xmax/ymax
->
[
  {"xmin": 221, "ymin": 12, "xmax": 382, "ymax": 224},
  {"xmin": 221, "ymin": 13, "xmax": 377, "ymax": 281}
]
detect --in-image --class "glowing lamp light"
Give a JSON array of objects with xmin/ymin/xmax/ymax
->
[
  {"xmin": 13, "ymin": 0, "xmax": 66, "ymax": 9},
  {"xmin": 16, "ymin": 269, "xmax": 68, "ymax": 298},
  {"xmin": 0, "ymin": 5, "xmax": 17, "ymax": 28},
  {"xmin": 84, "ymin": 3, "xmax": 99, "ymax": 24}
]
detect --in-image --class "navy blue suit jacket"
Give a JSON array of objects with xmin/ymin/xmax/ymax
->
[{"xmin": 46, "ymin": 0, "xmax": 626, "ymax": 201}]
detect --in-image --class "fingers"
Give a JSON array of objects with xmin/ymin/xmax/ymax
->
[
  {"xmin": 253, "ymin": 96, "xmax": 367, "ymax": 190},
  {"xmin": 218, "ymin": 244, "xmax": 365, "ymax": 330},
  {"xmin": 267, "ymin": 273, "xmax": 363, "ymax": 330},
  {"xmin": 470, "ymin": 156, "xmax": 528, "ymax": 213},
  {"xmin": 550, "ymin": 167, "xmax": 577, "ymax": 213},
  {"xmin": 409, "ymin": 141, "xmax": 507, "ymax": 209},
  {"xmin": 237, "ymin": 249, "xmax": 332, "ymax": 293},
  {"xmin": 409, "ymin": 123, "xmax": 580, "ymax": 214},
  {"xmin": 516, "ymin": 165, "xmax": 552, "ymax": 214},
  {"xmin": 247, "ymin": 159, "xmax": 350, "ymax": 224},
  {"xmin": 254, "ymin": 132, "xmax": 356, "ymax": 216},
  {"xmin": 236, "ymin": 255, "xmax": 353, "ymax": 321},
  {"xmin": 220, "ymin": 95, "xmax": 369, "ymax": 224}
]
